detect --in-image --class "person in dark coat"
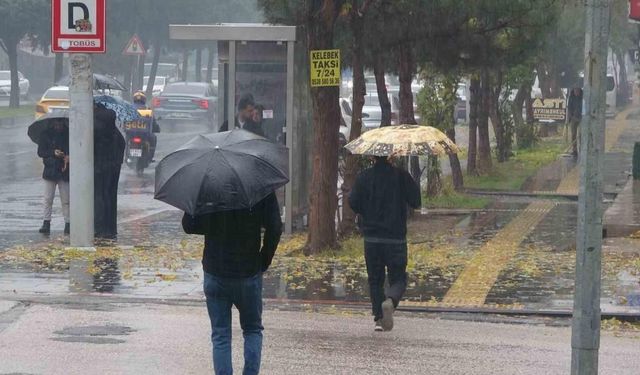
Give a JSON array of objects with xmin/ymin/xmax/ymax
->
[
  {"xmin": 349, "ymin": 156, "xmax": 421, "ymax": 332},
  {"xmin": 37, "ymin": 119, "xmax": 70, "ymax": 235},
  {"xmin": 219, "ymin": 93, "xmax": 262, "ymax": 136},
  {"xmin": 94, "ymin": 103, "xmax": 125, "ymax": 240},
  {"xmin": 182, "ymin": 192, "xmax": 282, "ymax": 375},
  {"xmin": 567, "ymin": 87, "xmax": 583, "ymax": 157},
  {"xmin": 245, "ymin": 103, "xmax": 265, "ymax": 137}
]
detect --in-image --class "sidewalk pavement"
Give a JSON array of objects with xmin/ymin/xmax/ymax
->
[
  {"xmin": 436, "ymin": 106, "xmax": 640, "ymax": 311},
  {"xmin": 0, "ymin": 301, "xmax": 639, "ymax": 375},
  {"xmin": 604, "ymin": 179, "xmax": 640, "ymax": 237}
]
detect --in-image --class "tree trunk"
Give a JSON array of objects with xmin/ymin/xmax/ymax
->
[
  {"xmin": 397, "ymin": 43, "xmax": 420, "ymax": 181},
  {"xmin": 181, "ymin": 49, "xmax": 189, "ymax": 82},
  {"xmin": 525, "ymin": 91, "xmax": 534, "ymax": 124},
  {"xmin": 467, "ymin": 77, "xmax": 480, "ymax": 176},
  {"xmin": 512, "ymin": 81, "xmax": 527, "ymax": 149},
  {"xmin": 426, "ymin": 155, "xmax": 441, "ymax": 197},
  {"xmin": 123, "ymin": 56, "xmax": 133, "ymax": 101},
  {"xmin": 145, "ymin": 42, "xmax": 162, "ymax": 99},
  {"xmin": 373, "ymin": 52, "xmax": 392, "ymax": 126},
  {"xmin": 477, "ymin": 70, "xmax": 492, "ymax": 174},
  {"xmin": 489, "ymin": 72, "xmax": 506, "ymax": 162},
  {"xmin": 616, "ymin": 50, "xmax": 630, "ymax": 107},
  {"xmin": 339, "ymin": 1, "xmax": 366, "ymax": 238},
  {"xmin": 447, "ymin": 127, "xmax": 464, "ymax": 190},
  {"xmin": 134, "ymin": 55, "xmax": 145, "ymax": 92},
  {"xmin": 305, "ymin": 3, "xmax": 341, "ymax": 254},
  {"xmin": 397, "ymin": 43, "xmax": 416, "ymax": 125},
  {"xmin": 206, "ymin": 46, "xmax": 215, "ymax": 83},
  {"xmin": 7, "ymin": 42, "xmax": 20, "ymax": 107},
  {"xmin": 195, "ymin": 47, "xmax": 202, "ymax": 82},
  {"xmin": 54, "ymin": 53, "xmax": 64, "ymax": 85}
]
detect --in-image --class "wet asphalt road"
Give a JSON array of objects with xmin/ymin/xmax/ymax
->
[
  {"xmin": 1, "ymin": 301, "xmax": 639, "ymax": 375},
  {"xmin": 0, "ymin": 119, "xmax": 212, "ymax": 250}
]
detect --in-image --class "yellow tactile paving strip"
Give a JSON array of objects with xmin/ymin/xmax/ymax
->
[
  {"xmin": 439, "ymin": 107, "xmax": 636, "ymax": 307},
  {"xmin": 442, "ymin": 200, "xmax": 556, "ymax": 306}
]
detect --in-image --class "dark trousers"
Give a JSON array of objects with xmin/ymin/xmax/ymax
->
[
  {"xmin": 570, "ymin": 118, "xmax": 580, "ymax": 156},
  {"xmin": 94, "ymin": 163, "xmax": 121, "ymax": 239},
  {"xmin": 364, "ymin": 241, "xmax": 408, "ymax": 321},
  {"xmin": 204, "ymin": 272, "xmax": 264, "ymax": 375}
]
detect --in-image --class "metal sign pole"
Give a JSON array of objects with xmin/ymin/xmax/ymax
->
[
  {"xmin": 68, "ymin": 54, "xmax": 95, "ymax": 247},
  {"xmin": 571, "ymin": 1, "xmax": 612, "ymax": 373}
]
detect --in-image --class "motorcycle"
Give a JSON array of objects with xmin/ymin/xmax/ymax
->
[{"xmin": 124, "ymin": 108, "xmax": 159, "ymax": 176}]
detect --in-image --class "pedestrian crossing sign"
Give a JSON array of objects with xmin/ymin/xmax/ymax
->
[{"xmin": 123, "ymin": 35, "xmax": 145, "ymax": 56}]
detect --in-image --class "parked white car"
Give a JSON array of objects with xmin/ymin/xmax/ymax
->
[
  {"xmin": 143, "ymin": 76, "xmax": 167, "ymax": 96},
  {"xmin": 0, "ymin": 70, "xmax": 30, "ymax": 98}
]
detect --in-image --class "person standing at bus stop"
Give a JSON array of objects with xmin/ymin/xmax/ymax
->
[{"xmin": 37, "ymin": 119, "xmax": 70, "ymax": 235}]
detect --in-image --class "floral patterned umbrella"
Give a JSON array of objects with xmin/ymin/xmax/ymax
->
[{"xmin": 345, "ymin": 124, "xmax": 459, "ymax": 156}]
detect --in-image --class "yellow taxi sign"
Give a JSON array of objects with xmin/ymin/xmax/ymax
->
[{"xmin": 310, "ymin": 49, "xmax": 341, "ymax": 87}]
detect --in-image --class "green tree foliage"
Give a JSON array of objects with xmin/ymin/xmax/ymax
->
[{"xmin": 0, "ymin": 0, "xmax": 49, "ymax": 107}]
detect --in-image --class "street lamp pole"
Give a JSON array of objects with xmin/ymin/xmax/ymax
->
[{"xmin": 571, "ymin": 1, "xmax": 612, "ymax": 374}]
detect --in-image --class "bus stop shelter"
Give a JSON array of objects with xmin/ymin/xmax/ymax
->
[{"xmin": 170, "ymin": 23, "xmax": 297, "ymax": 234}]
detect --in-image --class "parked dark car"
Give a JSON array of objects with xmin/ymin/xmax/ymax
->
[{"xmin": 152, "ymin": 82, "xmax": 217, "ymax": 129}]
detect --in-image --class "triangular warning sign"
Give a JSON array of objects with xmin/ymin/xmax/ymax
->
[{"xmin": 123, "ymin": 35, "xmax": 145, "ymax": 56}]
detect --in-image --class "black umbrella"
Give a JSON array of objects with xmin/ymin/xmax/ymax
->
[
  {"xmin": 58, "ymin": 73, "xmax": 126, "ymax": 91},
  {"xmin": 154, "ymin": 129, "xmax": 289, "ymax": 215},
  {"xmin": 28, "ymin": 113, "xmax": 69, "ymax": 144}
]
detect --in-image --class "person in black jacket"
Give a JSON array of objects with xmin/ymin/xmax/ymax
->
[
  {"xmin": 94, "ymin": 103, "xmax": 125, "ymax": 240},
  {"xmin": 182, "ymin": 192, "xmax": 282, "ymax": 375},
  {"xmin": 567, "ymin": 87, "xmax": 583, "ymax": 157},
  {"xmin": 349, "ymin": 156, "xmax": 421, "ymax": 332},
  {"xmin": 37, "ymin": 119, "xmax": 70, "ymax": 235},
  {"xmin": 219, "ymin": 93, "xmax": 262, "ymax": 136}
]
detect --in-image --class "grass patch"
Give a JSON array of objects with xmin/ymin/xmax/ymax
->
[
  {"xmin": 0, "ymin": 105, "xmax": 34, "ymax": 119},
  {"xmin": 464, "ymin": 137, "xmax": 565, "ymax": 191},
  {"xmin": 423, "ymin": 183, "xmax": 490, "ymax": 209}
]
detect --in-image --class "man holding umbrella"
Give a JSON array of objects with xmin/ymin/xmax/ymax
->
[
  {"xmin": 345, "ymin": 124, "xmax": 459, "ymax": 332},
  {"xmin": 155, "ymin": 130, "xmax": 288, "ymax": 374},
  {"xmin": 30, "ymin": 116, "xmax": 70, "ymax": 235},
  {"xmin": 349, "ymin": 156, "xmax": 420, "ymax": 332}
]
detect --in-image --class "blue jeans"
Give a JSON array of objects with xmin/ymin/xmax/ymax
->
[{"xmin": 204, "ymin": 272, "xmax": 264, "ymax": 375}]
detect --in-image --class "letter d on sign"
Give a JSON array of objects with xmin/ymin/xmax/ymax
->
[{"xmin": 68, "ymin": 2, "xmax": 89, "ymax": 29}]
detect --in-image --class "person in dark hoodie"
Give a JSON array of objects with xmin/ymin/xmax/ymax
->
[
  {"xmin": 567, "ymin": 87, "xmax": 583, "ymax": 157},
  {"xmin": 349, "ymin": 156, "xmax": 421, "ymax": 332},
  {"xmin": 37, "ymin": 119, "xmax": 70, "ymax": 235},
  {"xmin": 182, "ymin": 192, "xmax": 282, "ymax": 375},
  {"xmin": 93, "ymin": 103, "xmax": 125, "ymax": 240}
]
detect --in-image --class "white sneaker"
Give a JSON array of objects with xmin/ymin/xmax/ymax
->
[{"xmin": 374, "ymin": 321, "xmax": 383, "ymax": 332}]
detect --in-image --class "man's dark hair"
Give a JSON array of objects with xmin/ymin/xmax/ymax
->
[
  {"xmin": 374, "ymin": 156, "xmax": 388, "ymax": 163},
  {"xmin": 238, "ymin": 93, "xmax": 255, "ymax": 111}
]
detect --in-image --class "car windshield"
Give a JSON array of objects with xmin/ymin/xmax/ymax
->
[
  {"xmin": 162, "ymin": 83, "xmax": 206, "ymax": 95},
  {"xmin": 0, "ymin": 72, "xmax": 10, "ymax": 80},
  {"xmin": 44, "ymin": 89, "xmax": 69, "ymax": 100}
]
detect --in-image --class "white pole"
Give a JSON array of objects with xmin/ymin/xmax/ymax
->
[
  {"xmin": 68, "ymin": 54, "xmax": 95, "ymax": 247},
  {"xmin": 571, "ymin": 1, "xmax": 612, "ymax": 373},
  {"xmin": 285, "ymin": 41, "xmax": 294, "ymax": 234}
]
